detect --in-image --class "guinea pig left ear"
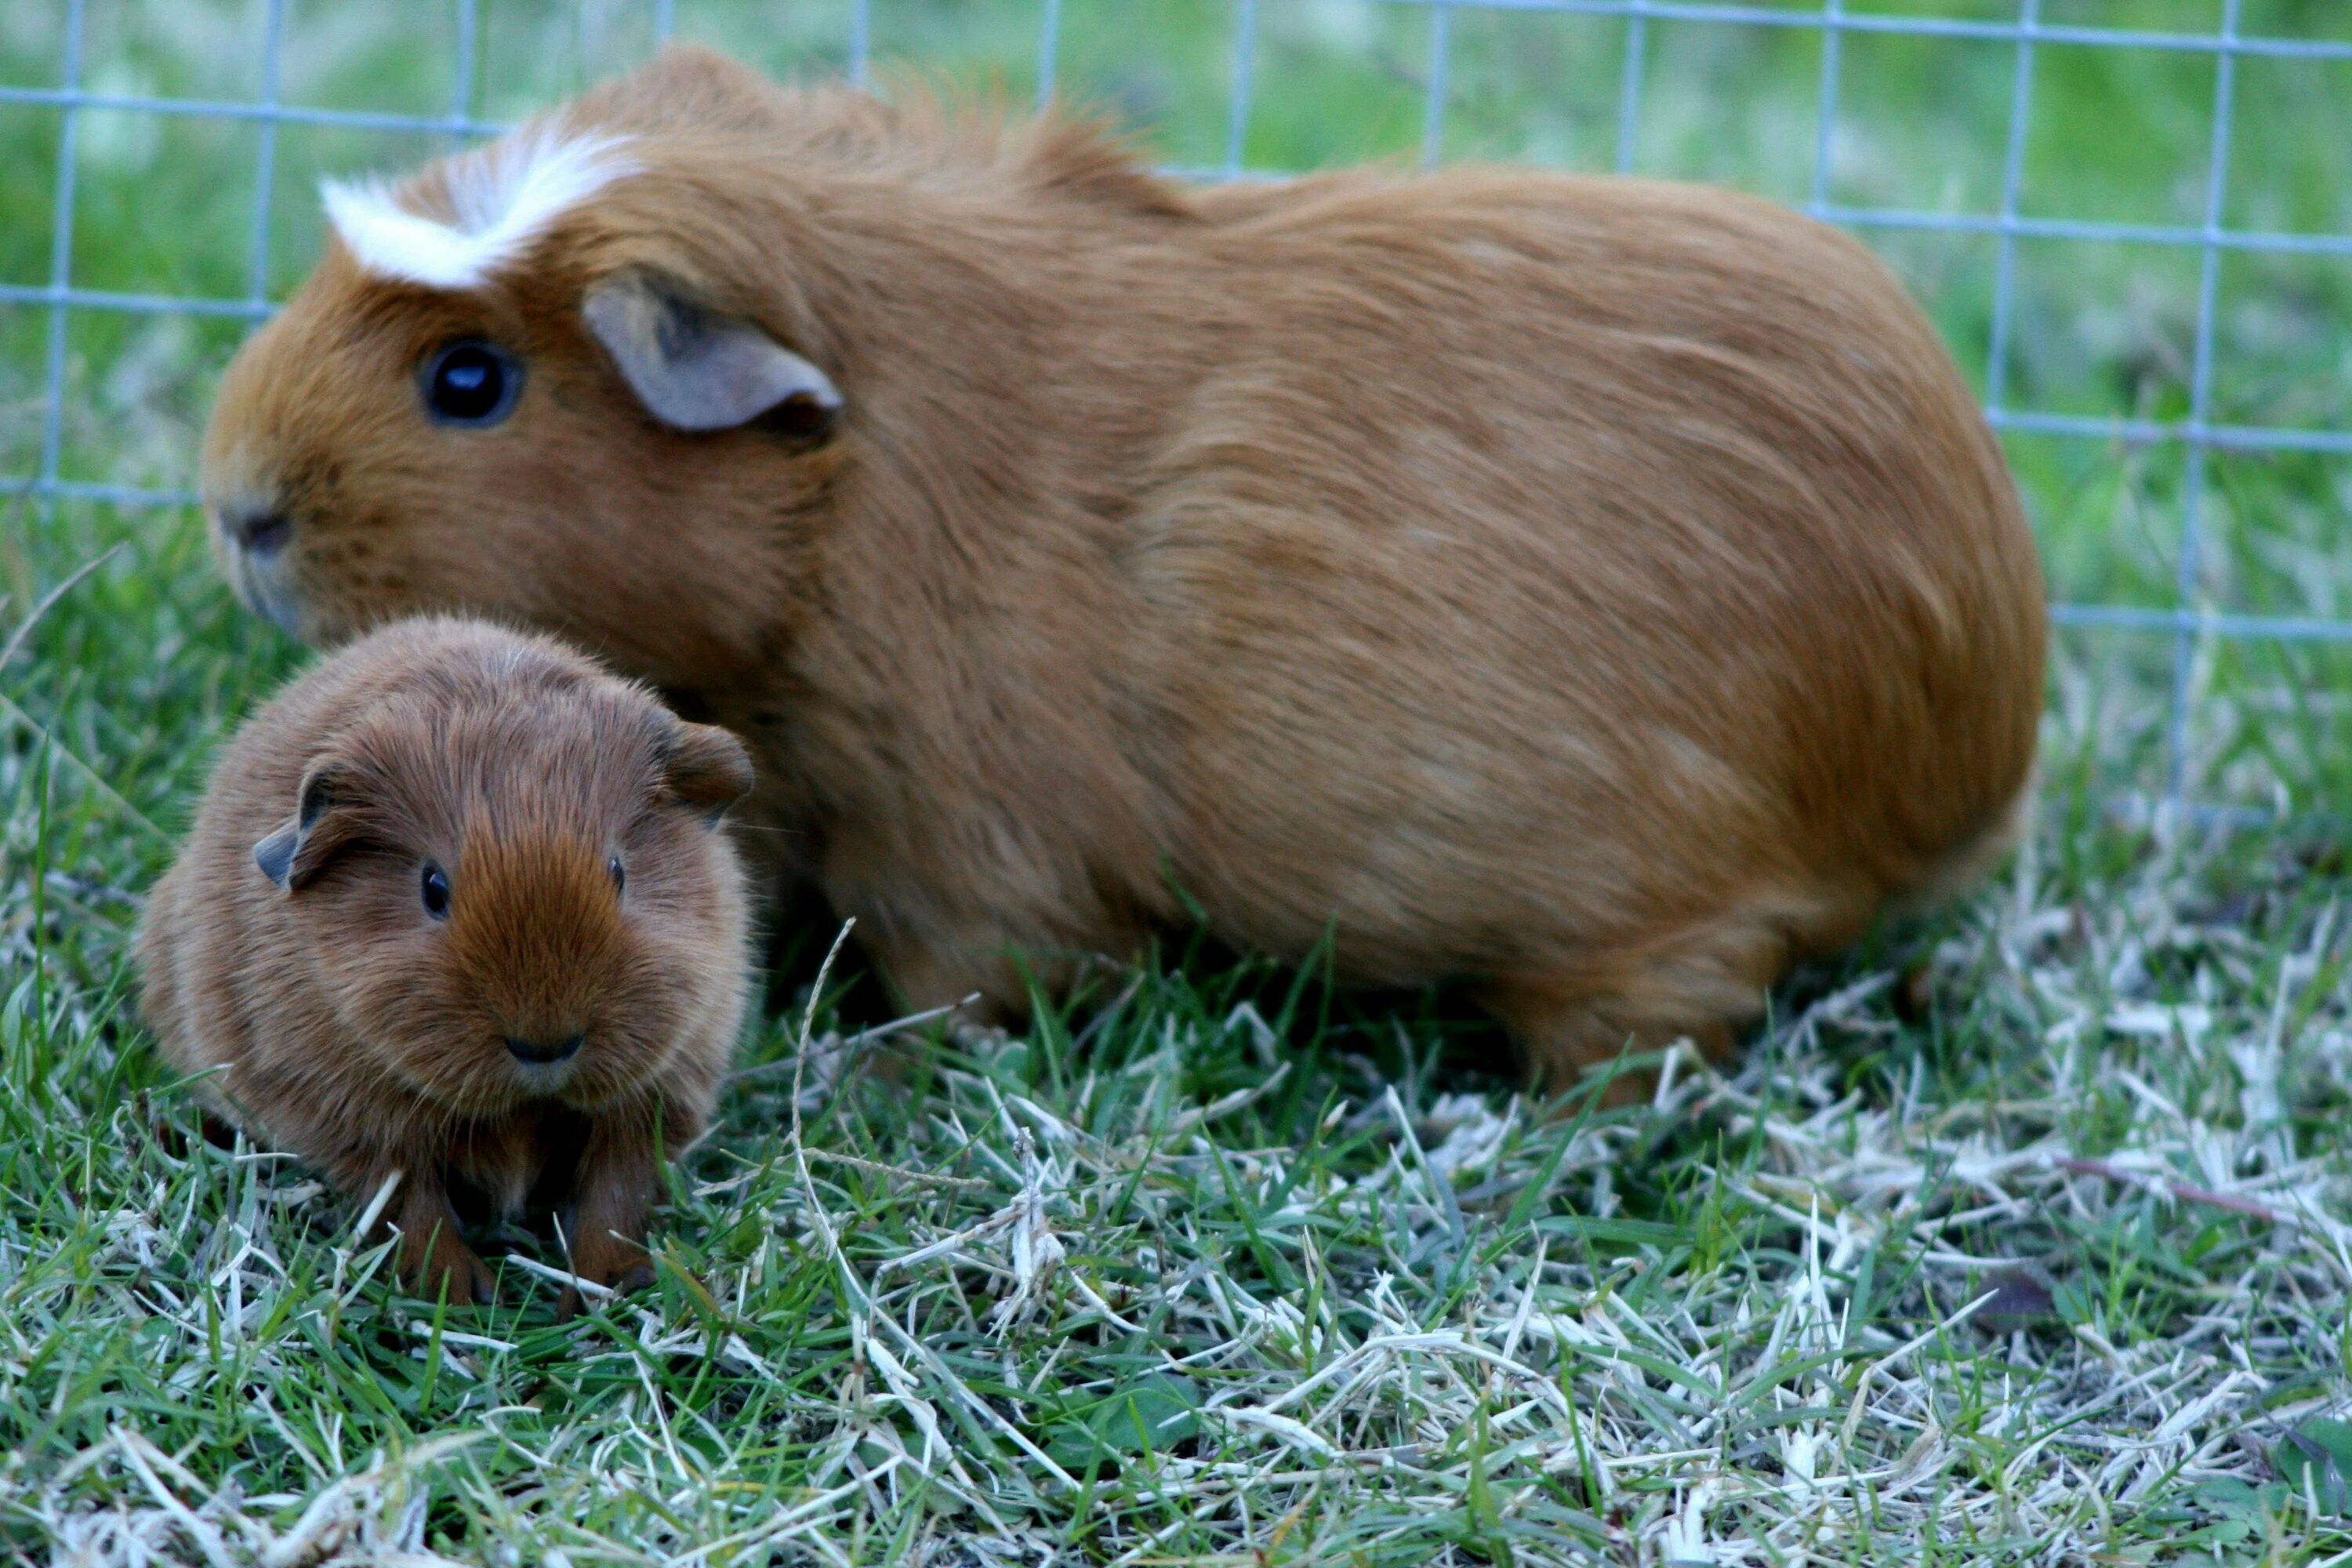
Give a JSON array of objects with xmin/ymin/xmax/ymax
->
[
  {"xmin": 582, "ymin": 272, "xmax": 841, "ymax": 433},
  {"xmin": 253, "ymin": 764, "xmax": 361, "ymax": 891},
  {"xmin": 658, "ymin": 721, "xmax": 754, "ymax": 826}
]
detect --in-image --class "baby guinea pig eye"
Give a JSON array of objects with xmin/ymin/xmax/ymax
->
[
  {"xmin": 608, "ymin": 855, "xmax": 626, "ymax": 894},
  {"xmin": 420, "ymin": 340, "xmax": 522, "ymax": 427},
  {"xmin": 421, "ymin": 862, "xmax": 452, "ymax": 920}
]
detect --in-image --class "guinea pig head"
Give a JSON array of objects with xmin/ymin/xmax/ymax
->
[
  {"xmin": 199, "ymin": 93, "xmax": 848, "ymax": 697},
  {"xmin": 254, "ymin": 686, "xmax": 754, "ymax": 1114}
]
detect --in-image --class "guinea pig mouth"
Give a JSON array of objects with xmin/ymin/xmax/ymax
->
[
  {"xmin": 220, "ymin": 533, "xmax": 305, "ymax": 637},
  {"xmin": 506, "ymin": 1054, "xmax": 582, "ymax": 1096}
]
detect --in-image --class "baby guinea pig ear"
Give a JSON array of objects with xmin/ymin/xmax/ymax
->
[
  {"xmin": 252, "ymin": 762, "xmax": 365, "ymax": 891},
  {"xmin": 656, "ymin": 720, "xmax": 754, "ymax": 826},
  {"xmin": 581, "ymin": 271, "xmax": 841, "ymax": 434}
]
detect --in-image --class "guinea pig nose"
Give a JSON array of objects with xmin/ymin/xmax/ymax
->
[
  {"xmin": 223, "ymin": 506, "xmax": 292, "ymax": 556},
  {"xmin": 505, "ymin": 1033, "xmax": 584, "ymax": 1066}
]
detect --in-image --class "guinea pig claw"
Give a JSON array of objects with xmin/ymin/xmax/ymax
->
[
  {"xmin": 400, "ymin": 1222, "xmax": 498, "ymax": 1309},
  {"xmin": 430, "ymin": 1252, "xmax": 498, "ymax": 1309}
]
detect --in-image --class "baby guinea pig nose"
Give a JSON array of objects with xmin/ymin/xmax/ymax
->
[
  {"xmin": 136, "ymin": 615, "xmax": 756, "ymax": 1317},
  {"xmin": 506, "ymin": 1033, "xmax": 586, "ymax": 1065}
]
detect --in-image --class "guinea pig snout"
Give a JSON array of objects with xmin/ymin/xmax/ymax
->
[
  {"xmin": 505, "ymin": 1033, "xmax": 585, "ymax": 1066},
  {"xmin": 451, "ymin": 833, "xmax": 638, "ymax": 1091},
  {"xmin": 205, "ymin": 488, "xmax": 306, "ymax": 635}
]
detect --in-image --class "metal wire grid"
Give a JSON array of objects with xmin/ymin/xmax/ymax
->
[{"xmin": 6, "ymin": 0, "xmax": 2350, "ymax": 810}]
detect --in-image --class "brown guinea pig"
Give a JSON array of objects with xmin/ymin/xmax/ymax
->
[
  {"xmin": 196, "ymin": 47, "xmax": 2044, "ymax": 1088},
  {"xmin": 137, "ymin": 615, "xmax": 754, "ymax": 1313}
]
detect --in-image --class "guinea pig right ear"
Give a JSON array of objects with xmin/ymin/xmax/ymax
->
[
  {"xmin": 582, "ymin": 272, "xmax": 842, "ymax": 433},
  {"xmin": 253, "ymin": 764, "xmax": 363, "ymax": 891},
  {"xmin": 658, "ymin": 722, "xmax": 755, "ymax": 826}
]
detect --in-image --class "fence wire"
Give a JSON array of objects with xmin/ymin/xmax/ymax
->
[{"xmin": 6, "ymin": 0, "xmax": 2350, "ymax": 817}]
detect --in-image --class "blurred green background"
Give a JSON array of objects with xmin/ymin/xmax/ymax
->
[{"xmin": 3, "ymin": 0, "xmax": 2350, "ymax": 812}]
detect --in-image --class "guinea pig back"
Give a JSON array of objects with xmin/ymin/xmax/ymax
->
[
  {"xmin": 137, "ymin": 615, "xmax": 754, "ymax": 1312},
  {"xmin": 198, "ymin": 48, "xmax": 2045, "ymax": 1090}
]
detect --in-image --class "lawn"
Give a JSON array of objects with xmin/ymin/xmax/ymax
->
[{"xmin": 5, "ymin": 2, "xmax": 2352, "ymax": 1563}]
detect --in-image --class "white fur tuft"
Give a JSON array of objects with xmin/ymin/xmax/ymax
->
[{"xmin": 321, "ymin": 127, "xmax": 635, "ymax": 290}]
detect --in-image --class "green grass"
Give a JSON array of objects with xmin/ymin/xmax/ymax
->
[
  {"xmin": 6, "ymin": 550, "xmax": 2352, "ymax": 1563},
  {"xmin": 5, "ymin": 2, "xmax": 2352, "ymax": 1563}
]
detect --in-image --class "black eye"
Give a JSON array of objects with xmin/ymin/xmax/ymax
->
[
  {"xmin": 608, "ymin": 856, "xmax": 626, "ymax": 894},
  {"xmin": 421, "ymin": 341, "xmax": 521, "ymax": 426},
  {"xmin": 421, "ymin": 863, "xmax": 451, "ymax": 919}
]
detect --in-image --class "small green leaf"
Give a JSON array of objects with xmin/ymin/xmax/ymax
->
[
  {"xmin": 2274, "ymin": 1417, "xmax": 2352, "ymax": 1515},
  {"xmin": 1044, "ymin": 1373, "xmax": 1203, "ymax": 1469},
  {"xmin": 2191, "ymin": 1475, "xmax": 2288, "ymax": 1528},
  {"xmin": 2298, "ymin": 1417, "xmax": 2352, "ymax": 1476},
  {"xmin": 1099, "ymin": 1372, "xmax": 1202, "ymax": 1454},
  {"xmin": 2051, "ymin": 1279, "xmax": 2095, "ymax": 1326}
]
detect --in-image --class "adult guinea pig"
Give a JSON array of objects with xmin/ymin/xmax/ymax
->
[
  {"xmin": 196, "ymin": 46, "xmax": 2045, "ymax": 1087},
  {"xmin": 137, "ymin": 615, "xmax": 754, "ymax": 1312}
]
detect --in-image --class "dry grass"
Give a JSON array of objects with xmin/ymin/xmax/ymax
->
[{"xmin": 7, "ymin": 618, "xmax": 2351, "ymax": 1562}]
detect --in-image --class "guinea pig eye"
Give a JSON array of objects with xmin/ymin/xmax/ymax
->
[
  {"xmin": 608, "ymin": 856, "xmax": 626, "ymax": 894},
  {"xmin": 420, "ymin": 863, "xmax": 452, "ymax": 920},
  {"xmin": 421, "ymin": 341, "xmax": 521, "ymax": 427}
]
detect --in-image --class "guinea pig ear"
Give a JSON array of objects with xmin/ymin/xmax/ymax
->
[
  {"xmin": 658, "ymin": 721, "xmax": 754, "ymax": 826},
  {"xmin": 582, "ymin": 272, "xmax": 841, "ymax": 433},
  {"xmin": 253, "ymin": 764, "xmax": 363, "ymax": 891}
]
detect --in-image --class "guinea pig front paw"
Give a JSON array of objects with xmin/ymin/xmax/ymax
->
[
  {"xmin": 387, "ymin": 1181, "xmax": 499, "ymax": 1306},
  {"xmin": 401, "ymin": 1226, "xmax": 498, "ymax": 1308}
]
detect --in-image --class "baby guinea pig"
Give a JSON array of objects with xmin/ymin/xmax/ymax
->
[{"xmin": 138, "ymin": 615, "xmax": 754, "ymax": 1314}]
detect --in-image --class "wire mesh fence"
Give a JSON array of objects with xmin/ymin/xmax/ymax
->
[{"xmin": 4, "ymin": 0, "xmax": 2349, "ymax": 818}]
